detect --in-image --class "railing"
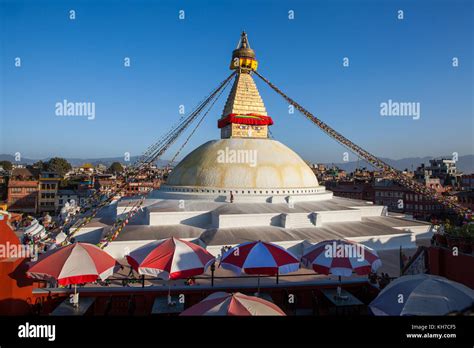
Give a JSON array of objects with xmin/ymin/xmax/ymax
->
[
  {"xmin": 29, "ymin": 277, "xmax": 378, "ymax": 316},
  {"xmin": 34, "ymin": 273, "xmax": 371, "ymax": 291}
]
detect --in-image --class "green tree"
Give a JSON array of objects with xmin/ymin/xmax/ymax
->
[
  {"xmin": 46, "ymin": 157, "xmax": 72, "ymax": 176},
  {"xmin": 0, "ymin": 160, "xmax": 12, "ymax": 171},
  {"xmin": 32, "ymin": 160, "xmax": 47, "ymax": 170},
  {"xmin": 108, "ymin": 162, "xmax": 124, "ymax": 174}
]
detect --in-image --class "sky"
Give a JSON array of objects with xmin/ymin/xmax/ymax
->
[{"xmin": 0, "ymin": 0, "xmax": 473, "ymax": 164}]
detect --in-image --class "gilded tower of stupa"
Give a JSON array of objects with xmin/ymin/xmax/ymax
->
[{"xmin": 219, "ymin": 32, "xmax": 274, "ymax": 139}]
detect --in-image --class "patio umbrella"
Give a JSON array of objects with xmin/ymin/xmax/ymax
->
[
  {"xmin": 126, "ymin": 237, "xmax": 215, "ymax": 302},
  {"xmin": 302, "ymin": 239, "xmax": 382, "ymax": 294},
  {"xmin": 27, "ymin": 242, "xmax": 119, "ymax": 306},
  {"xmin": 369, "ymin": 274, "xmax": 474, "ymax": 316},
  {"xmin": 126, "ymin": 237, "xmax": 215, "ymax": 279},
  {"xmin": 180, "ymin": 292, "xmax": 286, "ymax": 316},
  {"xmin": 219, "ymin": 240, "xmax": 300, "ymax": 293}
]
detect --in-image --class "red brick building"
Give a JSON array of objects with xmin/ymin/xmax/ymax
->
[
  {"xmin": 326, "ymin": 181, "xmax": 374, "ymax": 201},
  {"xmin": 461, "ymin": 174, "xmax": 474, "ymax": 191},
  {"xmin": 7, "ymin": 168, "xmax": 40, "ymax": 214},
  {"xmin": 454, "ymin": 190, "xmax": 474, "ymax": 211},
  {"xmin": 124, "ymin": 180, "xmax": 161, "ymax": 196}
]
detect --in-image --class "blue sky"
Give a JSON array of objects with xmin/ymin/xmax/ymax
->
[{"xmin": 1, "ymin": 0, "xmax": 472, "ymax": 163}]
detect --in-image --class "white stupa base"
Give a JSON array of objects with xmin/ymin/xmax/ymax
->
[{"xmin": 153, "ymin": 184, "xmax": 332, "ymax": 203}]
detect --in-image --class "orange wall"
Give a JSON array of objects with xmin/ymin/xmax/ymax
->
[{"xmin": 0, "ymin": 218, "xmax": 36, "ymax": 315}]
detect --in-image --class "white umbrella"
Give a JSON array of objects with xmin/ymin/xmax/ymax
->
[{"xmin": 369, "ymin": 274, "xmax": 474, "ymax": 316}]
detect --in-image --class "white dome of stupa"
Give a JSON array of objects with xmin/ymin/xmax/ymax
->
[
  {"xmin": 166, "ymin": 138, "xmax": 319, "ymax": 189},
  {"xmin": 156, "ymin": 33, "xmax": 330, "ymax": 203}
]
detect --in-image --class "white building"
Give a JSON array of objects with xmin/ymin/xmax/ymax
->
[{"xmin": 80, "ymin": 33, "xmax": 433, "ymax": 277}]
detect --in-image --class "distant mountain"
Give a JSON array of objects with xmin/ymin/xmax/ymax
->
[
  {"xmin": 321, "ymin": 155, "xmax": 474, "ymax": 174},
  {"xmin": 0, "ymin": 154, "xmax": 172, "ymax": 168}
]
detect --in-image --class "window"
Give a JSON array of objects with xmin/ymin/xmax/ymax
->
[{"xmin": 12, "ymin": 188, "xmax": 22, "ymax": 193}]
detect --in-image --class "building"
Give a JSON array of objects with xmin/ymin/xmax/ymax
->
[
  {"xmin": 311, "ymin": 164, "xmax": 347, "ymax": 183},
  {"xmin": 454, "ymin": 190, "xmax": 474, "ymax": 211},
  {"xmin": 38, "ymin": 172, "xmax": 61, "ymax": 213},
  {"xmin": 124, "ymin": 180, "xmax": 161, "ymax": 196},
  {"xmin": 326, "ymin": 181, "xmax": 374, "ymax": 201},
  {"xmin": 372, "ymin": 176, "xmax": 451, "ymax": 219},
  {"xmin": 56, "ymin": 189, "xmax": 79, "ymax": 210},
  {"xmin": 80, "ymin": 163, "xmax": 95, "ymax": 174},
  {"xmin": 95, "ymin": 163, "xmax": 107, "ymax": 173},
  {"xmin": 415, "ymin": 158, "xmax": 460, "ymax": 186},
  {"xmin": 461, "ymin": 174, "xmax": 474, "ymax": 191},
  {"xmin": 7, "ymin": 167, "xmax": 39, "ymax": 214},
  {"xmin": 64, "ymin": 34, "xmax": 433, "ymax": 281},
  {"xmin": 373, "ymin": 179, "xmax": 408, "ymax": 213},
  {"xmin": 0, "ymin": 171, "xmax": 8, "ymax": 203}
]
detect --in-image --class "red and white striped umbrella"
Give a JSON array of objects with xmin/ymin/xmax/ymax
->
[
  {"xmin": 220, "ymin": 240, "xmax": 300, "ymax": 275},
  {"xmin": 180, "ymin": 292, "xmax": 286, "ymax": 316},
  {"xmin": 27, "ymin": 242, "xmax": 119, "ymax": 286},
  {"xmin": 126, "ymin": 237, "xmax": 215, "ymax": 280},
  {"xmin": 301, "ymin": 239, "xmax": 382, "ymax": 277}
]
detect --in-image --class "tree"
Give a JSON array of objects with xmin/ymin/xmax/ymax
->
[
  {"xmin": 32, "ymin": 160, "xmax": 47, "ymax": 170},
  {"xmin": 0, "ymin": 160, "xmax": 12, "ymax": 171},
  {"xmin": 108, "ymin": 162, "xmax": 124, "ymax": 174},
  {"xmin": 45, "ymin": 157, "xmax": 72, "ymax": 176}
]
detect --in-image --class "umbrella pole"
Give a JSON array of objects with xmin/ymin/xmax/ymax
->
[
  {"xmin": 74, "ymin": 284, "xmax": 78, "ymax": 308},
  {"xmin": 167, "ymin": 283, "xmax": 171, "ymax": 305},
  {"xmin": 211, "ymin": 263, "xmax": 215, "ymax": 287},
  {"xmin": 257, "ymin": 274, "xmax": 260, "ymax": 295},
  {"xmin": 337, "ymin": 276, "xmax": 342, "ymax": 297}
]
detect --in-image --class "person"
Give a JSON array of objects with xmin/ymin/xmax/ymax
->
[
  {"xmin": 220, "ymin": 246, "xmax": 226, "ymax": 259},
  {"xmin": 378, "ymin": 272, "xmax": 390, "ymax": 289},
  {"xmin": 230, "ymin": 191, "xmax": 234, "ymax": 203},
  {"xmin": 368, "ymin": 272, "xmax": 378, "ymax": 284}
]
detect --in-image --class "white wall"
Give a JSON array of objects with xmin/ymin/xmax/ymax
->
[{"xmin": 149, "ymin": 211, "xmax": 211, "ymax": 227}]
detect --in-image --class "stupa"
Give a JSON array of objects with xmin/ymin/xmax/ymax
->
[{"xmin": 79, "ymin": 33, "xmax": 433, "ymax": 276}]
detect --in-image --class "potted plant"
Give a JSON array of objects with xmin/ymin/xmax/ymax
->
[
  {"xmin": 459, "ymin": 224, "xmax": 473, "ymax": 254},
  {"xmin": 471, "ymin": 225, "xmax": 474, "ymax": 253},
  {"xmin": 432, "ymin": 220, "xmax": 447, "ymax": 247},
  {"xmin": 434, "ymin": 229, "xmax": 448, "ymax": 247},
  {"xmin": 445, "ymin": 224, "xmax": 460, "ymax": 250}
]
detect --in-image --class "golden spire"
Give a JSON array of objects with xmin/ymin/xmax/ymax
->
[
  {"xmin": 219, "ymin": 32, "xmax": 272, "ymax": 139},
  {"xmin": 230, "ymin": 31, "xmax": 258, "ymax": 72}
]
